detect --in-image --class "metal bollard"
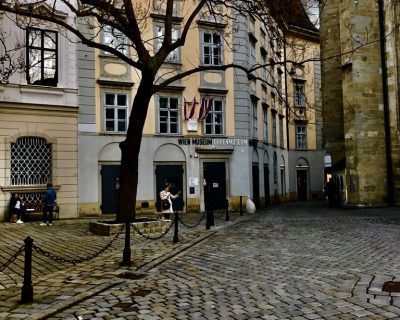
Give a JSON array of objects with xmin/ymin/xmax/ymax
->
[
  {"xmin": 210, "ymin": 208, "xmax": 215, "ymax": 227},
  {"xmin": 21, "ymin": 236, "xmax": 33, "ymax": 303},
  {"xmin": 206, "ymin": 210, "xmax": 211, "ymax": 230},
  {"xmin": 173, "ymin": 212, "xmax": 179, "ymax": 243},
  {"xmin": 240, "ymin": 196, "xmax": 243, "ymax": 216},
  {"xmin": 225, "ymin": 199, "xmax": 230, "ymax": 222},
  {"xmin": 122, "ymin": 221, "xmax": 131, "ymax": 265}
]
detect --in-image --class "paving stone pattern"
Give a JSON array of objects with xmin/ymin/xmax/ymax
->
[{"xmin": 2, "ymin": 203, "xmax": 400, "ymax": 319}]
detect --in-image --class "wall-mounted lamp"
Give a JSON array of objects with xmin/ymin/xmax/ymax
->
[{"xmin": 194, "ymin": 153, "xmax": 198, "ymax": 158}]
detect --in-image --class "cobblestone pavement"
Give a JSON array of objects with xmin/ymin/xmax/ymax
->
[{"xmin": 3, "ymin": 202, "xmax": 400, "ymax": 319}]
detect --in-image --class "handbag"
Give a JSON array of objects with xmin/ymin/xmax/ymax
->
[{"xmin": 161, "ymin": 199, "xmax": 170, "ymax": 210}]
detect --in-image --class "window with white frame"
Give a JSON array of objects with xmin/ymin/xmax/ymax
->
[
  {"xmin": 263, "ymin": 106, "xmax": 268, "ymax": 143},
  {"xmin": 202, "ymin": 32, "xmax": 222, "ymax": 66},
  {"xmin": 104, "ymin": 93, "xmax": 128, "ymax": 132},
  {"xmin": 155, "ymin": 25, "xmax": 179, "ymax": 62},
  {"xmin": 153, "ymin": 0, "xmax": 180, "ymax": 15},
  {"xmin": 270, "ymin": 62, "xmax": 275, "ymax": 88},
  {"xmin": 204, "ymin": 99, "xmax": 224, "ymax": 135},
  {"xmin": 272, "ymin": 111, "xmax": 277, "ymax": 145},
  {"xmin": 158, "ymin": 96, "xmax": 180, "ymax": 134},
  {"xmin": 294, "ymin": 82, "xmax": 306, "ymax": 108},
  {"xmin": 27, "ymin": 28, "xmax": 58, "ymax": 86},
  {"xmin": 277, "ymin": 69, "xmax": 283, "ymax": 94},
  {"xmin": 296, "ymin": 125, "xmax": 307, "ymax": 149},
  {"xmin": 279, "ymin": 116, "xmax": 284, "ymax": 147},
  {"xmin": 250, "ymin": 39, "xmax": 256, "ymax": 67},
  {"xmin": 261, "ymin": 52, "xmax": 267, "ymax": 82},
  {"xmin": 11, "ymin": 137, "xmax": 52, "ymax": 185},
  {"xmin": 103, "ymin": 25, "xmax": 128, "ymax": 55},
  {"xmin": 252, "ymin": 100, "xmax": 258, "ymax": 139}
]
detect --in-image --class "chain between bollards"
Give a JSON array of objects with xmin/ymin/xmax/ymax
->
[
  {"xmin": 122, "ymin": 221, "xmax": 131, "ymax": 265},
  {"xmin": 173, "ymin": 212, "xmax": 179, "ymax": 243},
  {"xmin": 21, "ymin": 236, "xmax": 33, "ymax": 304}
]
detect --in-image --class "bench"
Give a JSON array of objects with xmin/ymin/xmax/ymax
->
[{"xmin": 23, "ymin": 200, "xmax": 60, "ymax": 220}]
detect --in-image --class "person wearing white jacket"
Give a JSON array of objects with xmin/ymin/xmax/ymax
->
[{"xmin": 159, "ymin": 185, "xmax": 180, "ymax": 220}]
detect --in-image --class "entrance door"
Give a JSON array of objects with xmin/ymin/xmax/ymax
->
[
  {"xmin": 101, "ymin": 165, "xmax": 120, "ymax": 214},
  {"xmin": 155, "ymin": 165, "xmax": 184, "ymax": 211},
  {"xmin": 203, "ymin": 162, "xmax": 226, "ymax": 210},
  {"xmin": 263, "ymin": 164, "xmax": 270, "ymax": 207},
  {"xmin": 297, "ymin": 170, "xmax": 308, "ymax": 201},
  {"xmin": 252, "ymin": 164, "xmax": 260, "ymax": 208}
]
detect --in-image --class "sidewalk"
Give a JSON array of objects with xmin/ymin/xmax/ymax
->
[{"xmin": 0, "ymin": 211, "xmax": 244, "ymax": 319}]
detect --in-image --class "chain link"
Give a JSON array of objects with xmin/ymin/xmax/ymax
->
[
  {"xmin": 212, "ymin": 210, "xmax": 227, "ymax": 219},
  {"xmin": 131, "ymin": 219, "xmax": 174, "ymax": 240},
  {"xmin": 178, "ymin": 212, "xmax": 206, "ymax": 229},
  {"xmin": 0, "ymin": 245, "xmax": 25, "ymax": 273},
  {"xmin": 32, "ymin": 225, "xmax": 124, "ymax": 265}
]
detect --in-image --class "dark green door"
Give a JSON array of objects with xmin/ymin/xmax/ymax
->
[
  {"xmin": 252, "ymin": 164, "xmax": 260, "ymax": 208},
  {"xmin": 297, "ymin": 170, "xmax": 308, "ymax": 201},
  {"xmin": 101, "ymin": 165, "xmax": 120, "ymax": 214},
  {"xmin": 155, "ymin": 165, "xmax": 184, "ymax": 212},
  {"xmin": 203, "ymin": 162, "xmax": 226, "ymax": 210}
]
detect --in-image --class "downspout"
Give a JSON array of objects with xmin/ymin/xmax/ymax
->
[
  {"xmin": 378, "ymin": 0, "xmax": 395, "ymax": 205},
  {"xmin": 283, "ymin": 34, "xmax": 290, "ymax": 151}
]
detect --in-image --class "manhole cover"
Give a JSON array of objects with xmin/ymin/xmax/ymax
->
[
  {"xmin": 133, "ymin": 289, "xmax": 152, "ymax": 297},
  {"xmin": 383, "ymin": 281, "xmax": 400, "ymax": 293},
  {"xmin": 118, "ymin": 272, "xmax": 147, "ymax": 280}
]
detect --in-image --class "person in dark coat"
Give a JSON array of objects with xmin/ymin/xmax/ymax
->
[{"xmin": 41, "ymin": 182, "xmax": 57, "ymax": 226}]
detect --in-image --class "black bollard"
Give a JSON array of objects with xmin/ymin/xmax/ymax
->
[
  {"xmin": 225, "ymin": 198, "xmax": 230, "ymax": 222},
  {"xmin": 21, "ymin": 236, "xmax": 33, "ymax": 303},
  {"xmin": 173, "ymin": 212, "xmax": 179, "ymax": 243},
  {"xmin": 122, "ymin": 221, "xmax": 131, "ymax": 265},
  {"xmin": 210, "ymin": 208, "xmax": 215, "ymax": 226},
  {"xmin": 206, "ymin": 210, "xmax": 211, "ymax": 230},
  {"xmin": 240, "ymin": 196, "xmax": 243, "ymax": 216}
]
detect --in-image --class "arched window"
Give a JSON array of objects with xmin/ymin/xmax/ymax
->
[{"xmin": 11, "ymin": 137, "xmax": 52, "ymax": 185}]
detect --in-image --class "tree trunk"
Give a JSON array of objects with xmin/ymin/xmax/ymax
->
[{"xmin": 116, "ymin": 72, "xmax": 154, "ymax": 222}]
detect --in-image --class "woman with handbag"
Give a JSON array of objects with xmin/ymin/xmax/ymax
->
[{"xmin": 159, "ymin": 185, "xmax": 180, "ymax": 220}]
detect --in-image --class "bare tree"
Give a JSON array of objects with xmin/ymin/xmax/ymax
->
[
  {"xmin": 0, "ymin": 0, "xmax": 319, "ymax": 221},
  {"xmin": 0, "ymin": 29, "xmax": 24, "ymax": 83}
]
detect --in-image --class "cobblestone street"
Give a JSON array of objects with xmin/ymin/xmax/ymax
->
[{"xmin": 2, "ymin": 202, "xmax": 400, "ymax": 319}]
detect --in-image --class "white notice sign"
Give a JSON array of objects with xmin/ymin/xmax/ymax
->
[{"xmin": 189, "ymin": 178, "xmax": 199, "ymax": 186}]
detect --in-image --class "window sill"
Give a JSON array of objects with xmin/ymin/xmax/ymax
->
[
  {"xmin": 20, "ymin": 85, "xmax": 64, "ymax": 95},
  {"xmin": 1, "ymin": 184, "xmax": 61, "ymax": 193},
  {"xmin": 100, "ymin": 132, "xmax": 127, "ymax": 136}
]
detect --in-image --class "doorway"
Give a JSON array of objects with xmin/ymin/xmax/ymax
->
[
  {"xmin": 101, "ymin": 164, "xmax": 120, "ymax": 214},
  {"xmin": 155, "ymin": 164, "xmax": 185, "ymax": 211},
  {"xmin": 263, "ymin": 164, "xmax": 270, "ymax": 207},
  {"xmin": 252, "ymin": 164, "xmax": 260, "ymax": 208},
  {"xmin": 203, "ymin": 162, "xmax": 226, "ymax": 210},
  {"xmin": 297, "ymin": 170, "xmax": 308, "ymax": 201}
]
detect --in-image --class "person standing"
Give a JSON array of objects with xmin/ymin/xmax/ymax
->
[
  {"xmin": 41, "ymin": 182, "xmax": 57, "ymax": 226},
  {"xmin": 159, "ymin": 185, "xmax": 180, "ymax": 220}
]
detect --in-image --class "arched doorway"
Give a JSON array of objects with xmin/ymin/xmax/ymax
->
[{"xmin": 154, "ymin": 144, "xmax": 186, "ymax": 212}]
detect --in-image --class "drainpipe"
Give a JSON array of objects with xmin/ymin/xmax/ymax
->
[
  {"xmin": 378, "ymin": 0, "xmax": 395, "ymax": 205},
  {"xmin": 283, "ymin": 35, "xmax": 290, "ymax": 151}
]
